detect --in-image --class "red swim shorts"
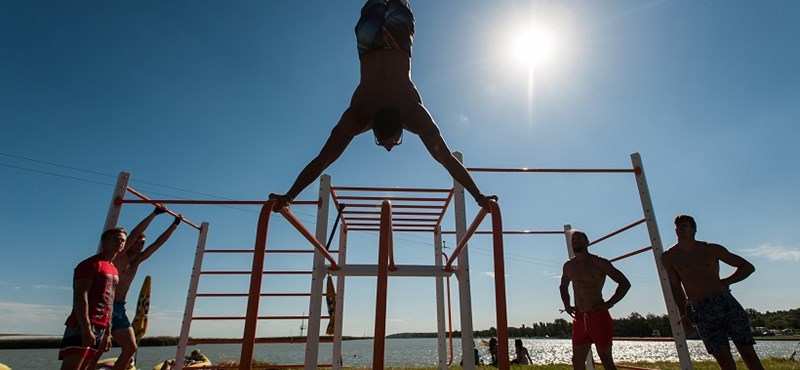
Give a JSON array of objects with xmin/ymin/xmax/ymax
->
[{"xmin": 572, "ymin": 310, "xmax": 614, "ymax": 349}]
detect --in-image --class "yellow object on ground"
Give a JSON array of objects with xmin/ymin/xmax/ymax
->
[
  {"xmin": 97, "ymin": 357, "xmax": 136, "ymax": 369},
  {"xmin": 0, "ymin": 362, "xmax": 11, "ymax": 370},
  {"xmin": 151, "ymin": 358, "xmax": 212, "ymax": 370}
]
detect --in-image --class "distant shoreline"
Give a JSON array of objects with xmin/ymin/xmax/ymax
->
[{"xmin": 1, "ymin": 334, "xmax": 796, "ymax": 350}]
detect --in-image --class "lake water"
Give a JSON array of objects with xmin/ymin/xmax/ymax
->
[{"xmin": 1, "ymin": 338, "xmax": 798, "ymax": 369}]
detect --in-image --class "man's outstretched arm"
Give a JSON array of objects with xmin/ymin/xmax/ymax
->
[
  {"xmin": 270, "ymin": 109, "xmax": 360, "ymax": 211},
  {"xmin": 124, "ymin": 205, "xmax": 166, "ymax": 251},
  {"xmin": 137, "ymin": 215, "xmax": 181, "ymax": 264}
]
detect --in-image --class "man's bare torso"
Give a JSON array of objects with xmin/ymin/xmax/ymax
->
[
  {"xmin": 112, "ymin": 252, "xmax": 140, "ymax": 302},
  {"xmin": 564, "ymin": 255, "xmax": 608, "ymax": 312},
  {"xmin": 663, "ymin": 241, "xmax": 728, "ymax": 302}
]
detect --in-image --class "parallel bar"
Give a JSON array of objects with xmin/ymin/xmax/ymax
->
[
  {"xmin": 279, "ymin": 207, "xmax": 340, "ymax": 270},
  {"xmin": 488, "ymin": 200, "xmax": 510, "ymax": 370},
  {"xmin": 343, "ymin": 210, "xmax": 442, "ymax": 216},
  {"xmin": 346, "ymin": 227, "xmax": 434, "ymax": 232},
  {"xmin": 467, "ymin": 167, "xmax": 636, "ymax": 173},
  {"xmin": 589, "ymin": 218, "xmax": 646, "ymax": 247},
  {"xmin": 442, "ymin": 230, "xmax": 564, "ymax": 235},
  {"xmin": 121, "ymin": 199, "xmax": 319, "ymax": 206},
  {"xmin": 334, "ymin": 195, "xmax": 449, "ymax": 202},
  {"xmin": 342, "ymin": 204, "xmax": 445, "ymax": 210},
  {"xmin": 609, "ymin": 246, "xmax": 654, "ymax": 263},
  {"xmin": 332, "ymin": 185, "xmax": 452, "ymax": 192}
]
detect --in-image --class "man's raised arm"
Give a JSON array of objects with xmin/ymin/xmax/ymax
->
[
  {"xmin": 137, "ymin": 215, "xmax": 181, "ymax": 264},
  {"xmin": 269, "ymin": 109, "xmax": 360, "ymax": 211},
  {"xmin": 124, "ymin": 205, "xmax": 166, "ymax": 251}
]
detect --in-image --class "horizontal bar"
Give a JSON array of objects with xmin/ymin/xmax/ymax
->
[
  {"xmin": 258, "ymin": 315, "xmax": 331, "ymax": 320},
  {"xmin": 254, "ymin": 338, "xmax": 334, "ymax": 344},
  {"xmin": 467, "ymin": 167, "xmax": 636, "ymax": 173},
  {"xmin": 329, "ymin": 264, "xmax": 455, "ymax": 277},
  {"xmin": 332, "ymin": 186, "xmax": 452, "ymax": 193},
  {"xmin": 609, "ymin": 246, "xmax": 653, "ymax": 263},
  {"xmin": 121, "ymin": 199, "xmax": 319, "ymax": 206},
  {"xmin": 346, "ymin": 222, "xmax": 436, "ymax": 227},
  {"xmin": 346, "ymin": 227, "xmax": 435, "ymax": 232},
  {"xmin": 334, "ymin": 195, "xmax": 449, "ymax": 202},
  {"xmin": 343, "ymin": 210, "xmax": 442, "ymax": 216},
  {"xmin": 441, "ymin": 230, "xmax": 564, "ymax": 235},
  {"xmin": 345, "ymin": 217, "xmax": 439, "ymax": 222},
  {"xmin": 196, "ymin": 293, "xmax": 314, "ymax": 298},
  {"xmin": 343, "ymin": 204, "xmax": 446, "ymax": 210},
  {"xmin": 193, "ymin": 316, "xmax": 245, "ymax": 320},
  {"xmin": 199, "ymin": 271, "xmax": 311, "ymax": 275}
]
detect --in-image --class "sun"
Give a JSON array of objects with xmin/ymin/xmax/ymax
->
[{"xmin": 507, "ymin": 25, "xmax": 557, "ymax": 69}]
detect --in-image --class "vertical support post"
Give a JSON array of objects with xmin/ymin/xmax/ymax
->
[
  {"xmin": 452, "ymin": 152, "xmax": 476, "ymax": 370},
  {"xmin": 563, "ymin": 225, "xmax": 595, "ymax": 370},
  {"xmin": 434, "ymin": 226, "xmax": 447, "ymax": 369},
  {"xmin": 488, "ymin": 202, "xmax": 510, "ymax": 370},
  {"xmin": 372, "ymin": 200, "xmax": 393, "ymax": 370},
  {"xmin": 331, "ymin": 226, "xmax": 347, "ymax": 370},
  {"xmin": 98, "ymin": 172, "xmax": 130, "ymax": 253},
  {"xmin": 305, "ymin": 175, "xmax": 331, "ymax": 369},
  {"xmin": 174, "ymin": 222, "xmax": 210, "ymax": 370},
  {"xmin": 630, "ymin": 153, "xmax": 693, "ymax": 370},
  {"xmin": 240, "ymin": 201, "xmax": 277, "ymax": 370}
]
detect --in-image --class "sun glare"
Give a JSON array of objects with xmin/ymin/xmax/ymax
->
[{"xmin": 508, "ymin": 25, "xmax": 557, "ymax": 68}]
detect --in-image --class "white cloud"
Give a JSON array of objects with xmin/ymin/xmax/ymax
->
[
  {"xmin": 458, "ymin": 114, "xmax": 470, "ymax": 125},
  {"xmin": 34, "ymin": 284, "xmax": 71, "ymax": 291},
  {"xmin": 741, "ymin": 244, "xmax": 800, "ymax": 262},
  {"xmin": 0, "ymin": 301, "xmax": 70, "ymax": 335}
]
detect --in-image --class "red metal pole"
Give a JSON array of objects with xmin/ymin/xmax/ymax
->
[
  {"xmin": 488, "ymin": 200, "xmax": 510, "ymax": 370},
  {"xmin": 609, "ymin": 246, "xmax": 654, "ymax": 263},
  {"xmin": 124, "ymin": 187, "xmax": 202, "ymax": 230},
  {"xmin": 279, "ymin": 208, "xmax": 340, "ymax": 270},
  {"xmin": 444, "ymin": 207, "xmax": 489, "ymax": 271},
  {"xmin": 373, "ymin": 200, "xmax": 392, "ymax": 370},
  {"xmin": 240, "ymin": 200, "xmax": 276, "ymax": 369},
  {"xmin": 588, "ymin": 218, "xmax": 646, "ymax": 247}
]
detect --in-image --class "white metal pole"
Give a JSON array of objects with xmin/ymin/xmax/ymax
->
[
  {"xmin": 98, "ymin": 172, "xmax": 130, "ymax": 253},
  {"xmin": 434, "ymin": 226, "xmax": 447, "ymax": 369},
  {"xmin": 305, "ymin": 174, "xmax": 331, "ymax": 369},
  {"xmin": 630, "ymin": 152, "xmax": 693, "ymax": 370},
  {"xmin": 174, "ymin": 221, "xmax": 209, "ymax": 370},
  {"xmin": 453, "ymin": 152, "xmax": 476, "ymax": 370}
]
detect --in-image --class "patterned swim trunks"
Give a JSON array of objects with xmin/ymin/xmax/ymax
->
[
  {"xmin": 689, "ymin": 291, "xmax": 756, "ymax": 354},
  {"xmin": 355, "ymin": 0, "xmax": 415, "ymax": 57}
]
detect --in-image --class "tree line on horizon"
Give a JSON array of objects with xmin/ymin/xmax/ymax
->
[{"xmin": 388, "ymin": 307, "xmax": 800, "ymax": 339}]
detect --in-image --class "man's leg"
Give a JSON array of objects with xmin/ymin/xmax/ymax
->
[
  {"xmin": 571, "ymin": 344, "xmax": 592, "ymax": 370},
  {"xmin": 595, "ymin": 346, "xmax": 617, "ymax": 370},
  {"xmin": 110, "ymin": 327, "xmax": 137, "ymax": 370},
  {"xmin": 735, "ymin": 344, "xmax": 765, "ymax": 370},
  {"xmin": 710, "ymin": 348, "xmax": 737, "ymax": 370},
  {"xmin": 60, "ymin": 355, "xmax": 84, "ymax": 370}
]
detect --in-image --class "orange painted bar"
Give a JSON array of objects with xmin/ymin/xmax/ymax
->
[
  {"xmin": 344, "ymin": 210, "xmax": 442, "ymax": 216},
  {"xmin": 334, "ymin": 195, "xmax": 450, "ymax": 202},
  {"xmin": 340, "ymin": 204, "xmax": 445, "ymax": 209},
  {"xmin": 279, "ymin": 208, "xmax": 340, "ymax": 270},
  {"xmin": 609, "ymin": 246, "xmax": 653, "ymax": 263},
  {"xmin": 346, "ymin": 227, "xmax": 434, "ymax": 232},
  {"xmin": 332, "ymin": 185, "xmax": 452, "ymax": 192},
  {"xmin": 124, "ymin": 187, "xmax": 202, "ymax": 230},
  {"xmin": 588, "ymin": 218, "xmax": 646, "ymax": 247},
  {"xmin": 435, "ymin": 190, "xmax": 455, "ymax": 227},
  {"xmin": 239, "ymin": 201, "xmax": 276, "ymax": 369},
  {"xmin": 443, "ymin": 207, "xmax": 489, "ymax": 271},
  {"xmin": 121, "ymin": 199, "xmax": 319, "ymax": 206},
  {"xmin": 441, "ymin": 230, "xmax": 563, "ymax": 235},
  {"xmin": 373, "ymin": 200, "xmax": 393, "ymax": 370},
  {"xmin": 467, "ymin": 167, "xmax": 636, "ymax": 173},
  {"xmin": 488, "ymin": 200, "xmax": 510, "ymax": 370}
]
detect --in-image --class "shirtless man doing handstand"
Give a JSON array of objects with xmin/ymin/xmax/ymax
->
[{"xmin": 269, "ymin": 0, "xmax": 495, "ymax": 210}]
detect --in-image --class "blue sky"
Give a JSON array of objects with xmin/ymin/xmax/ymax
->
[{"xmin": 1, "ymin": 0, "xmax": 798, "ymax": 340}]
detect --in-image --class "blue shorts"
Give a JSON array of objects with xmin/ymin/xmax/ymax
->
[
  {"xmin": 111, "ymin": 302, "xmax": 132, "ymax": 330},
  {"xmin": 689, "ymin": 291, "xmax": 756, "ymax": 354},
  {"xmin": 58, "ymin": 324, "xmax": 108, "ymax": 360},
  {"xmin": 356, "ymin": 0, "xmax": 414, "ymax": 57}
]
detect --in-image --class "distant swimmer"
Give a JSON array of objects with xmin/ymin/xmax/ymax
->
[
  {"xmin": 559, "ymin": 230, "xmax": 631, "ymax": 370},
  {"xmin": 269, "ymin": 0, "xmax": 496, "ymax": 211},
  {"xmin": 662, "ymin": 214, "xmax": 764, "ymax": 370}
]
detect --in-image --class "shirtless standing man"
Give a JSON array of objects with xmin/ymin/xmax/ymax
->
[
  {"xmin": 110, "ymin": 206, "xmax": 182, "ymax": 370},
  {"xmin": 559, "ymin": 230, "xmax": 631, "ymax": 370},
  {"xmin": 269, "ymin": 0, "xmax": 496, "ymax": 211},
  {"xmin": 662, "ymin": 214, "xmax": 764, "ymax": 370}
]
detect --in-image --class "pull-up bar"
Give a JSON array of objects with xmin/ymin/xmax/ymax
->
[
  {"xmin": 120, "ymin": 199, "xmax": 320, "ymax": 206},
  {"xmin": 588, "ymin": 218, "xmax": 646, "ymax": 247},
  {"xmin": 467, "ymin": 167, "xmax": 639, "ymax": 174},
  {"xmin": 123, "ymin": 187, "xmax": 201, "ymax": 230}
]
